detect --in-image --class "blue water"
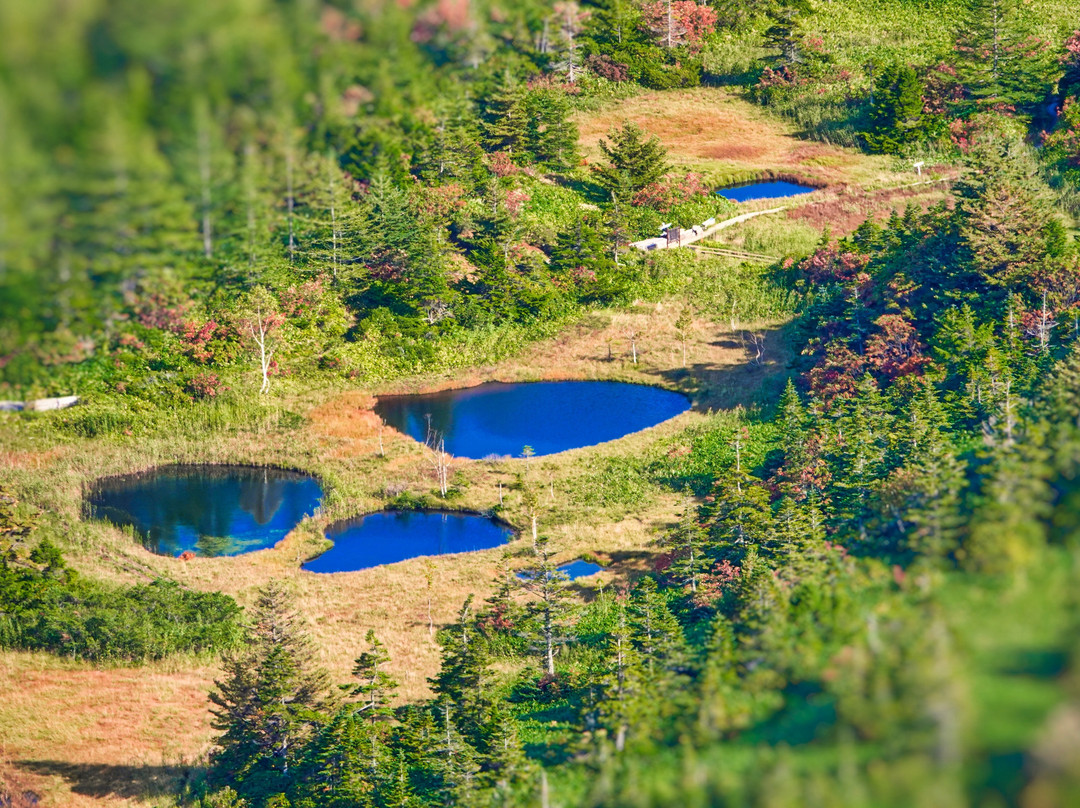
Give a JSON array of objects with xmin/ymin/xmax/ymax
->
[
  {"xmin": 85, "ymin": 465, "xmax": 323, "ymax": 557},
  {"xmin": 517, "ymin": 560, "xmax": 606, "ymax": 582},
  {"xmin": 374, "ymin": 381, "xmax": 690, "ymax": 459},
  {"xmin": 559, "ymin": 560, "xmax": 605, "ymax": 579},
  {"xmin": 304, "ymin": 510, "xmax": 512, "ymax": 572},
  {"xmin": 716, "ymin": 180, "xmax": 817, "ymax": 202}
]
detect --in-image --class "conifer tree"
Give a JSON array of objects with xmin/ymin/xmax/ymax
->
[
  {"xmin": 430, "ymin": 596, "xmax": 490, "ymax": 727},
  {"xmin": 208, "ymin": 580, "xmax": 333, "ymax": 801},
  {"xmin": 474, "ymin": 705, "xmax": 535, "ymax": 800},
  {"xmin": 519, "ymin": 538, "xmax": 574, "ymax": 676},
  {"xmin": 379, "ymin": 750, "xmax": 418, "ymax": 808},
  {"xmin": 595, "ymin": 599, "xmax": 648, "ymax": 752},
  {"xmin": 661, "ymin": 496, "xmax": 708, "ymax": 594},
  {"xmin": 865, "ymin": 65, "xmax": 925, "ymax": 153},
  {"xmin": 593, "ymin": 122, "xmax": 669, "ymax": 201},
  {"xmin": 351, "ymin": 629, "xmax": 398, "ymax": 724},
  {"xmin": 627, "ymin": 576, "xmax": 685, "ymax": 675},
  {"xmin": 955, "ymin": 139, "xmax": 1063, "ymax": 289},
  {"xmin": 953, "ymin": 0, "xmax": 1057, "ymax": 112},
  {"xmin": 297, "ymin": 708, "xmax": 376, "ymax": 807},
  {"xmin": 481, "ymin": 74, "xmax": 527, "ymax": 155},
  {"xmin": 696, "ymin": 614, "xmax": 740, "ymax": 738},
  {"xmin": 830, "ymin": 375, "xmax": 892, "ymax": 540}
]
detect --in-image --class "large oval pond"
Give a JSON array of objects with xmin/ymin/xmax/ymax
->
[
  {"xmin": 374, "ymin": 381, "xmax": 690, "ymax": 459},
  {"xmin": 85, "ymin": 465, "xmax": 323, "ymax": 557},
  {"xmin": 716, "ymin": 180, "xmax": 817, "ymax": 202},
  {"xmin": 304, "ymin": 510, "xmax": 512, "ymax": 573}
]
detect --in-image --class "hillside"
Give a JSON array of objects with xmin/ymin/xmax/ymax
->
[{"xmin": 3, "ymin": 0, "xmax": 1080, "ymax": 807}]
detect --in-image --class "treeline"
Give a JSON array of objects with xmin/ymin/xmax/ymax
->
[
  {"xmin": 0, "ymin": 490, "xmax": 242, "ymax": 660},
  {"xmin": 3, "ymin": 0, "xmax": 1078, "ymax": 407}
]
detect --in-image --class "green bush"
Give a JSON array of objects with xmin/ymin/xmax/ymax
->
[{"xmin": 0, "ymin": 539, "xmax": 242, "ymax": 661}]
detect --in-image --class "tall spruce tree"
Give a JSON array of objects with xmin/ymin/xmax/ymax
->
[
  {"xmin": 953, "ymin": 0, "xmax": 1057, "ymax": 112},
  {"xmin": 208, "ymin": 580, "xmax": 333, "ymax": 801},
  {"xmin": 593, "ymin": 122, "xmax": 669, "ymax": 201},
  {"xmin": 865, "ymin": 64, "xmax": 925, "ymax": 154},
  {"xmin": 519, "ymin": 538, "xmax": 574, "ymax": 676}
]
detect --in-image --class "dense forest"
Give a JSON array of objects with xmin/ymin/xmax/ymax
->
[{"xmin": 4, "ymin": 0, "xmax": 1080, "ymax": 806}]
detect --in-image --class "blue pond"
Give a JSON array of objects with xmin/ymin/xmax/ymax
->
[
  {"xmin": 85, "ymin": 465, "xmax": 323, "ymax": 557},
  {"xmin": 304, "ymin": 510, "xmax": 512, "ymax": 573},
  {"xmin": 519, "ymin": 560, "xmax": 606, "ymax": 581},
  {"xmin": 374, "ymin": 381, "xmax": 690, "ymax": 459},
  {"xmin": 716, "ymin": 180, "xmax": 817, "ymax": 202}
]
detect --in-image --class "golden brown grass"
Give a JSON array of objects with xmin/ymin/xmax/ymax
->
[
  {"xmin": 0, "ymin": 297, "xmax": 793, "ymax": 806},
  {"xmin": 574, "ymin": 87, "xmax": 899, "ymax": 190},
  {"xmin": 0, "ymin": 89, "xmax": 876, "ymax": 807},
  {"xmin": 0, "ymin": 652, "xmax": 215, "ymax": 807}
]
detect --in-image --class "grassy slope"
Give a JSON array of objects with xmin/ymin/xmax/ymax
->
[{"xmin": 0, "ymin": 91, "xmax": 931, "ymax": 806}]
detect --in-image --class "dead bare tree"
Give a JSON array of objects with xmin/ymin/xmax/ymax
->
[
  {"xmin": 742, "ymin": 331, "xmax": 766, "ymax": 368},
  {"xmin": 425, "ymin": 417, "xmax": 451, "ymax": 496},
  {"xmin": 240, "ymin": 287, "xmax": 284, "ymax": 395},
  {"xmin": 625, "ymin": 326, "xmax": 639, "ymax": 364}
]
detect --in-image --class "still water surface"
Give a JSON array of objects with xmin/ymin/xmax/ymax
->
[
  {"xmin": 374, "ymin": 381, "xmax": 690, "ymax": 459},
  {"xmin": 716, "ymin": 180, "xmax": 817, "ymax": 202},
  {"xmin": 85, "ymin": 465, "xmax": 323, "ymax": 557},
  {"xmin": 304, "ymin": 510, "xmax": 512, "ymax": 573}
]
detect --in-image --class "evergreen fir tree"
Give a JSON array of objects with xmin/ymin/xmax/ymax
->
[
  {"xmin": 519, "ymin": 538, "xmax": 575, "ymax": 676},
  {"xmin": 865, "ymin": 64, "xmax": 925, "ymax": 153},
  {"xmin": 593, "ymin": 122, "xmax": 669, "ymax": 200},
  {"xmin": 661, "ymin": 496, "xmax": 708, "ymax": 594},
  {"xmin": 208, "ymin": 580, "xmax": 333, "ymax": 802},
  {"xmin": 953, "ymin": 0, "xmax": 1057, "ymax": 112},
  {"xmin": 430, "ymin": 596, "xmax": 490, "ymax": 731},
  {"xmin": 481, "ymin": 73, "xmax": 527, "ymax": 155},
  {"xmin": 627, "ymin": 576, "xmax": 685, "ymax": 676},
  {"xmin": 350, "ymin": 629, "xmax": 398, "ymax": 724},
  {"xmin": 595, "ymin": 599, "xmax": 649, "ymax": 752},
  {"xmin": 955, "ymin": 139, "xmax": 1063, "ymax": 289}
]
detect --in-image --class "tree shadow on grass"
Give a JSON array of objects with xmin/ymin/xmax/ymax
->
[
  {"xmin": 639, "ymin": 320, "xmax": 799, "ymax": 412},
  {"xmin": 17, "ymin": 760, "xmax": 202, "ymax": 802}
]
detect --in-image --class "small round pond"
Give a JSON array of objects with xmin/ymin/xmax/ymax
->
[
  {"xmin": 716, "ymin": 180, "xmax": 817, "ymax": 202},
  {"xmin": 84, "ymin": 465, "xmax": 323, "ymax": 558},
  {"xmin": 374, "ymin": 381, "xmax": 690, "ymax": 459},
  {"xmin": 303, "ymin": 510, "xmax": 512, "ymax": 573}
]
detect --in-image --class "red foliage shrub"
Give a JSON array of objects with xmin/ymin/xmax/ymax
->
[
  {"xmin": 799, "ymin": 247, "xmax": 869, "ymax": 283},
  {"xmin": 808, "ymin": 341, "xmax": 866, "ymax": 404},
  {"xmin": 179, "ymin": 319, "xmax": 219, "ymax": 363},
  {"xmin": 280, "ymin": 277, "xmax": 327, "ymax": 318},
  {"xmin": 136, "ymin": 293, "xmax": 189, "ymax": 332},
  {"xmin": 187, "ymin": 371, "xmax": 223, "ymax": 399},
  {"xmin": 641, "ymin": 1, "xmax": 717, "ymax": 50},
  {"xmin": 503, "ymin": 188, "xmax": 530, "ymax": 217},
  {"xmin": 486, "ymin": 151, "xmax": 519, "ymax": 178},
  {"xmin": 631, "ymin": 172, "xmax": 708, "ymax": 212},
  {"xmin": 864, "ymin": 314, "xmax": 931, "ymax": 380},
  {"xmin": 586, "ymin": 53, "xmax": 630, "ymax": 82}
]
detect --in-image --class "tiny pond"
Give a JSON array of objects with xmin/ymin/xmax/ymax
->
[
  {"xmin": 374, "ymin": 380, "xmax": 690, "ymax": 459},
  {"xmin": 716, "ymin": 180, "xmax": 817, "ymax": 202},
  {"xmin": 84, "ymin": 465, "xmax": 323, "ymax": 557},
  {"xmin": 518, "ymin": 559, "xmax": 606, "ymax": 581},
  {"xmin": 303, "ymin": 510, "xmax": 512, "ymax": 573}
]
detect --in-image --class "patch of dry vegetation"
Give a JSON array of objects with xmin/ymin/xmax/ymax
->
[
  {"xmin": 574, "ymin": 87, "xmax": 898, "ymax": 189},
  {"xmin": 0, "ymin": 294, "xmax": 793, "ymax": 806}
]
